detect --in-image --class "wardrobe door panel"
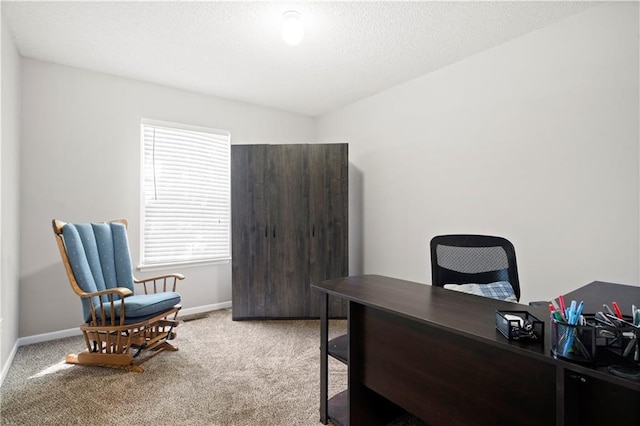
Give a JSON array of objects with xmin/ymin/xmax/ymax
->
[
  {"xmin": 309, "ymin": 144, "xmax": 349, "ymax": 317},
  {"xmin": 266, "ymin": 144, "xmax": 310, "ymax": 317},
  {"xmin": 231, "ymin": 145, "xmax": 269, "ymax": 319}
]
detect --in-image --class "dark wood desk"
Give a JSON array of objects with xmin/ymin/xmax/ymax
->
[{"xmin": 313, "ymin": 275, "xmax": 640, "ymax": 426}]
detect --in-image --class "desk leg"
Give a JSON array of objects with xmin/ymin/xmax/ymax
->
[
  {"xmin": 320, "ymin": 292, "xmax": 329, "ymax": 424},
  {"xmin": 556, "ymin": 366, "xmax": 565, "ymax": 426}
]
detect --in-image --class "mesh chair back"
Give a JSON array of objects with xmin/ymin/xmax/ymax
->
[{"xmin": 430, "ymin": 234, "xmax": 520, "ymax": 301}]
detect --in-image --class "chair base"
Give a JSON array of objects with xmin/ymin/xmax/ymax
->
[
  {"xmin": 66, "ymin": 352, "xmax": 142, "ymax": 372},
  {"xmin": 71, "ymin": 307, "xmax": 181, "ymax": 372},
  {"xmin": 66, "ymin": 341, "xmax": 178, "ymax": 373}
]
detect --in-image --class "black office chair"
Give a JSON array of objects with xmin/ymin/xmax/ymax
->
[{"xmin": 430, "ymin": 234, "xmax": 520, "ymax": 302}]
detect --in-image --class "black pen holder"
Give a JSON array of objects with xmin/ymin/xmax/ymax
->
[
  {"xmin": 551, "ymin": 319, "xmax": 597, "ymax": 363},
  {"xmin": 495, "ymin": 310, "xmax": 544, "ymax": 341},
  {"xmin": 551, "ymin": 316, "xmax": 638, "ymax": 364}
]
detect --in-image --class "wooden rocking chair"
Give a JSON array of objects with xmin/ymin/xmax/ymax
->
[{"xmin": 52, "ymin": 219, "xmax": 184, "ymax": 372}]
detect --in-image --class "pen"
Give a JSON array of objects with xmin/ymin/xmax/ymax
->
[
  {"xmin": 549, "ymin": 304, "xmax": 564, "ymax": 323},
  {"xmin": 603, "ymin": 304, "xmax": 615, "ymax": 316},
  {"xmin": 605, "ymin": 313, "xmax": 639, "ymax": 329},
  {"xmin": 568, "ymin": 300, "xmax": 577, "ymax": 324},
  {"xmin": 558, "ymin": 295, "xmax": 566, "ymax": 318},
  {"xmin": 612, "ymin": 301, "xmax": 623, "ymax": 319},
  {"xmin": 573, "ymin": 334, "xmax": 591, "ymax": 358},
  {"xmin": 594, "ymin": 311, "xmax": 616, "ymax": 327},
  {"xmin": 623, "ymin": 338, "xmax": 638, "ymax": 357},
  {"xmin": 573, "ymin": 301, "xmax": 584, "ymax": 325},
  {"xmin": 563, "ymin": 323, "xmax": 576, "ymax": 356},
  {"xmin": 563, "ymin": 300, "xmax": 584, "ymax": 357}
]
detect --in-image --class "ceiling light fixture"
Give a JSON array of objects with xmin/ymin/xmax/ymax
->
[{"xmin": 282, "ymin": 11, "xmax": 304, "ymax": 46}]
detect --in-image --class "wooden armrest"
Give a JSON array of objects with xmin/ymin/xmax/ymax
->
[
  {"xmin": 80, "ymin": 287, "xmax": 132, "ymax": 326},
  {"xmin": 79, "ymin": 287, "xmax": 133, "ymax": 299},
  {"xmin": 134, "ymin": 274, "xmax": 184, "ymax": 294}
]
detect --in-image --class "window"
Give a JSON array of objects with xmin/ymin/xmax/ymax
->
[{"xmin": 140, "ymin": 119, "xmax": 231, "ymax": 268}]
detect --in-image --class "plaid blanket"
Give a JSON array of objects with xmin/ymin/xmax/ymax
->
[{"xmin": 443, "ymin": 281, "xmax": 517, "ymax": 302}]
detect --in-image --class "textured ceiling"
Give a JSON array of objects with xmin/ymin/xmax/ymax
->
[{"xmin": 2, "ymin": 1, "xmax": 597, "ymax": 117}]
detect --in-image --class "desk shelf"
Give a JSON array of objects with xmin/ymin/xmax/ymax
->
[
  {"xmin": 328, "ymin": 390, "xmax": 348, "ymax": 426},
  {"xmin": 327, "ymin": 335, "xmax": 348, "ymax": 424},
  {"xmin": 328, "ymin": 334, "xmax": 348, "ymax": 364}
]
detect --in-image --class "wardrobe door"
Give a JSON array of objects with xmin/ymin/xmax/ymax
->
[
  {"xmin": 308, "ymin": 144, "xmax": 349, "ymax": 317},
  {"xmin": 265, "ymin": 144, "xmax": 311, "ymax": 317},
  {"xmin": 231, "ymin": 145, "xmax": 269, "ymax": 319}
]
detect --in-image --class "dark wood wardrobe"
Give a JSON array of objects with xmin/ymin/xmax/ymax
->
[{"xmin": 231, "ymin": 143, "xmax": 348, "ymax": 320}]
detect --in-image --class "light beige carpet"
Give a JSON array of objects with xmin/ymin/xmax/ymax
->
[{"xmin": 1, "ymin": 308, "xmax": 425, "ymax": 425}]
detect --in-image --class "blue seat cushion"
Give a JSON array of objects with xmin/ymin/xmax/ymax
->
[{"xmin": 90, "ymin": 291, "xmax": 181, "ymax": 323}]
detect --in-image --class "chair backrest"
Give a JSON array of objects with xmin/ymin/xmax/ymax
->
[
  {"xmin": 430, "ymin": 234, "xmax": 520, "ymax": 301},
  {"xmin": 53, "ymin": 219, "xmax": 135, "ymax": 321}
]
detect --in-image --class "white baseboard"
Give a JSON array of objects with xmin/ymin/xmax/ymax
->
[
  {"xmin": 1, "ymin": 340, "xmax": 19, "ymax": 388},
  {"xmin": 180, "ymin": 301, "xmax": 231, "ymax": 317},
  {"xmin": 0, "ymin": 301, "xmax": 232, "ymax": 388},
  {"xmin": 17, "ymin": 326, "xmax": 84, "ymax": 347}
]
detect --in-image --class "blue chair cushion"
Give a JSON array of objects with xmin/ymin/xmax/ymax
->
[
  {"xmin": 62, "ymin": 221, "xmax": 136, "ymax": 321},
  {"xmin": 92, "ymin": 291, "xmax": 181, "ymax": 324}
]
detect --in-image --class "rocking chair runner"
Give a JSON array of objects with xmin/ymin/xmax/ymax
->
[{"xmin": 52, "ymin": 219, "xmax": 184, "ymax": 372}]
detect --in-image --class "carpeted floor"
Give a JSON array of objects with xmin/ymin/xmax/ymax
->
[{"xmin": 1, "ymin": 308, "xmax": 426, "ymax": 425}]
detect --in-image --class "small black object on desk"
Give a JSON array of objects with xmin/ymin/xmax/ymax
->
[{"xmin": 495, "ymin": 310, "xmax": 544, "ymax": 341}]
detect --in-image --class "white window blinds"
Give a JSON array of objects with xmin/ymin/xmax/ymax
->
[{"xmin": 141, "ymin": 119, "xmax": 231, "ymax": 268}]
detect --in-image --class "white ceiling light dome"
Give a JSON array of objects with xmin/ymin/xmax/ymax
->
[{"xmin": 282, "ymin": 10, "xmax": 304, "ymax": 46}]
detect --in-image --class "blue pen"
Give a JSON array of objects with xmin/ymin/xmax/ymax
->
[
  {"xmin": 573, "ymin": 301, "xmax": 584, "ymax": 325},
  {"xmin": 568, "ymin": 300, "xmax": 577, "ymax": 324},
  {"xmin": 561, "ymin": 301, "xmax": 575, "ymax": 355},
  {"xmin": 563, "ymin": 300, "xmax": 583, "ymax": 356},
  {"xmin": 562, "ymin": 301, "xmax": 574, "ymax": 356}
]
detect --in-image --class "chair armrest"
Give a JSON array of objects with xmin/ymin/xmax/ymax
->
[
  {"xmin": 79, "ymin": 287, "xmax": 133, "ymax": 299},
  {"xmin": 79, "ymin": 287, "xmax": 133, "ymax": 326},
  {"xmin": 134, "ymin": 274, "xmax": 184, "ymax": 294}
]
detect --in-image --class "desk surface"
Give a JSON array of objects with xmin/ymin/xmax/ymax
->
[
  {"xmin": 563, "ymin": 280, "xmax": 640, "ymax": 315},
  {"xmin": 313, "ymin": 274, "xmax": 552, "ymax": 358},
  {"xmin": 312, "ymin": 275, "xmax": 640, "ymax": 391}
]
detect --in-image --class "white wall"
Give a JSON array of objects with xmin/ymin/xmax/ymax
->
[
  {"xmin": 1, "ymin": 14, "xmax": 22, "ymax": 376},
  {"xmin": 11, "ymin": 2, "xmax": 640, "ymax": 340},
  {"xmin": 317, "ymin": 3, "xmax": 640, "ymax": 303},
  {"xmin": 19, "ymin": 59, "xmax": 315, "ymax": 337}
]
